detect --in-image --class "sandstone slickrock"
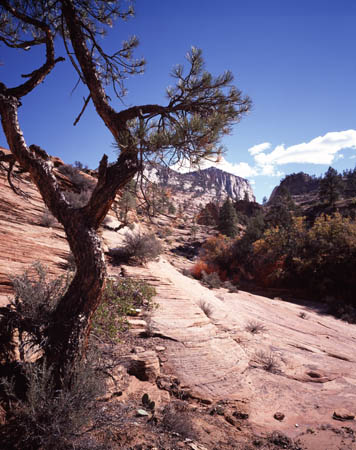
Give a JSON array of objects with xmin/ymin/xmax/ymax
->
[{"xmin": 119, "ymin": 257, "xmax": 356, "ymax": 445}]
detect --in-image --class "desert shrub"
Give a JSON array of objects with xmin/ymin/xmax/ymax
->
[
  {"xmin": 92, "ymin": 277, "xmax": 156, "ymax": 342},
  {"xmin": 0, "ymin": 355, "xmax": 104, "ymax": 450},
  {"xmin": 199, "ymin": 234, "xmax": 231, "ymax": 267},
  {"xmin": 162, "ymin": 401, "xmax": 197, "ymax": 440},
  {"xmin": 39, "ymin": 208, "xmax": 57, "ymax": 227},
  {"xmin": 223, "ymin": 280, "xmax": 239, "ymax": 293},
  {"xmin": 64, "ymin": 188, "xmax": 92, "ymax": 208},
  {"xmin": 58, "ymin": 163, "xmax": 95, "ymax": 192},
  {"xmin": 109, "ymin": 232, "xmax": 162, "ymax": 265},
  {"xmin": 201, "ymin": 270, "xmax": 222, "ymax": 289},
  {"xmin": 0, "ymin": 265, "xmax": 104, "ymax": 449},
  {"xmin": 0, "ymin": 263, "xmax": 72, "ymax": 363}
]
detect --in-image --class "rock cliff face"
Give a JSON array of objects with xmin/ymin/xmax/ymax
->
[{"xmin": 145, "ymin": 165, "xmax": 255, "ymax": 204}]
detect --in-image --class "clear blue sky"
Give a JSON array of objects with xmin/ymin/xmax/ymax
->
[{"xmin": 1, "ymin": 0, "xmax": 356, "ymax": 202}]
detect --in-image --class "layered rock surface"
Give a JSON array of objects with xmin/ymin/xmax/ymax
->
[{"xmin": 119, "ymin": 259, "xmax": 356, "ymax": 449}]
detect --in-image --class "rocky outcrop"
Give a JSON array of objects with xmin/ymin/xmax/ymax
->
[
  {"xmin": 144, "ymin": 164, "xmax": 255, "ymax": 204},
  {"xmin": 269, "ymin": 172, "xmax": 320, "ymax": 203}
]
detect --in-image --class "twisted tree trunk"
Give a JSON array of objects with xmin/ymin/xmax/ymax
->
[{"xmin": 0, "ymin": 89, "xmax": 139, "ymax": 381}]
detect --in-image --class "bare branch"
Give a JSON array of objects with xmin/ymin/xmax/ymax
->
[{"xmin": 73, "ymin": 95, "xmax": 91, "ymax": 126}]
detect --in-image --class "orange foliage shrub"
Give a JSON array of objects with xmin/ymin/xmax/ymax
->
[{"xmin": 191, "ymin": 260, "xmax": 216, "ymax": 279}]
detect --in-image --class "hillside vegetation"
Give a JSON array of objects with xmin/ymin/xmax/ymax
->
[{"xmin": 192, "ymin": 167, "xmax": 356, "ymax": 322}]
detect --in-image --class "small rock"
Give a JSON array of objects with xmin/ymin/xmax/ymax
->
[
  {"xmin": 136, "ymin": 409, "xmax": 149, "ymax": 416},
  {"xmin": 224, "ymin": 414, "xmax": 236, "ymax": 426},
  {"xmin": 274, "ymin": 412, "xmax": 285, "ymax": 421},
  {"xmin": 233, "ymin": 411, "xmax": 249, "ymax": 420},
  {"xmin": 131, "ymin": 346, "xmax": 145, "ymax": 353},
  {"xmin": 155, "ymin": 346, "xmax": 166, "ymax": 352},
  {"xmin": 333, "ymin": 409, "xmax": 355, "ymax": 421},
  {"xmin": 295, "ymin": 424, "xmax": 299, "ymax": 427}
]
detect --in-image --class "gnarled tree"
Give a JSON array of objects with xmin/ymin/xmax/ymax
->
[{"xmin": 0, "ymin": 0, "xmax": 251, "ymax": 382}]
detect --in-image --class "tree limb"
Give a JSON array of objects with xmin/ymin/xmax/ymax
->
[{"xmin": 0, "ymin": 0, "xmax": 64, "ymax": 98}]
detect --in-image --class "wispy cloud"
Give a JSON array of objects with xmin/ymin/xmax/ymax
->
[
  {"xmin": 248, "ymin": 142, "xmax": 271, "ymax": 156},
  {"xmin": 172, "ymin": 156, "xmax": 258, "ymax": 178},
  {"xmin": 173, "ymin": 130, "xmax": 356, "ymax": 180},
  {"xmin": 253, "ymin": 130, "xmax": 356, "ymax": 168}
]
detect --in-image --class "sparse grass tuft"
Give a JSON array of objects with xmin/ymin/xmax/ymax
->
[
  {"xmin": 251, "ymin": 350, "xmax": 281, "ymax": 373},
  {"xmin": 245, "ymin": 320, "xmax": 267, "ymax": 334},
  {"xmin": 198, "ymin": 300, "xmax": 213, "ymax": 318}
]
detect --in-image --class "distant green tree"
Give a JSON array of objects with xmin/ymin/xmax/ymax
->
[
  {"xmin": 262, "ymin": 196, "xmax": 268, "ymax": 205},
  {"xmin": 218, "ymin": 198, "xmax": 239, "ymax": 237},
  {"xmin": 319, "ymin": 167, "xmax": 343, "ymax": 207}
]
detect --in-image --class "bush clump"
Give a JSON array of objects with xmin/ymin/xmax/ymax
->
[
  {"xmin": 0, "ymin": 263, "xmax": 71, "ymax": 363},
  {"xmin": 39, "ymin": 208, "xmax": 57, "ymax": 227},
  {"xmin": 109, "ymin": 232, "xmax": 162, "ymax": 265},
  {"xmin": 0, "ymin": 264, "xmax": 105, "ymax": 449},
  {"xmin": 0, "ymin": 356, "xmax": 104, "ymax": 450},
  {"xmin": 92, "ymin": 277, "xmax": 156, "ymax": 342},
  {"xmin": 162, "ymin": 401, "xmax": 197, "ymax": 440}
]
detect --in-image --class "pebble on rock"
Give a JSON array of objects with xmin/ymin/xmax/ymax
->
[{"xmin": 273, "ymin": 412, "xmax": 285, "ymax": 421}]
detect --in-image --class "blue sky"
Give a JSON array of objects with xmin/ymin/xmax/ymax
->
[{"xmin": 1, "ymin": 0, "xmax": 356, "ymax": 202}]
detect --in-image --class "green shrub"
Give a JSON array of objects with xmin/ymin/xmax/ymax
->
[{"xmin": 92, "ymin": 277, "xmax": 156, "ymax": 342}]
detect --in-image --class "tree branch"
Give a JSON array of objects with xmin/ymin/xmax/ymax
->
[
  {"xmin": 61, "ymin": 0, "xmax": 119, "ymax": 138},
  {"xmin": 0, "ymin": 0, "xmax": 64, "ymax": 98},
  {"xmin": 73, "ymin": 94, "xmax": 91, "ymax": 126}
]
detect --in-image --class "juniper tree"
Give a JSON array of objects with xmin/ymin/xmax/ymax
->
[
  {"xmin": 218, "ymin": 198, "xmax": 239, "ymax": 237},
  {"xmin": 319, "ymin": 166, "xmax": 343, "ymax": 207},
  {"xmin": 0, "ymin": 0, "xmax": 251, "ymax": 384}
]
